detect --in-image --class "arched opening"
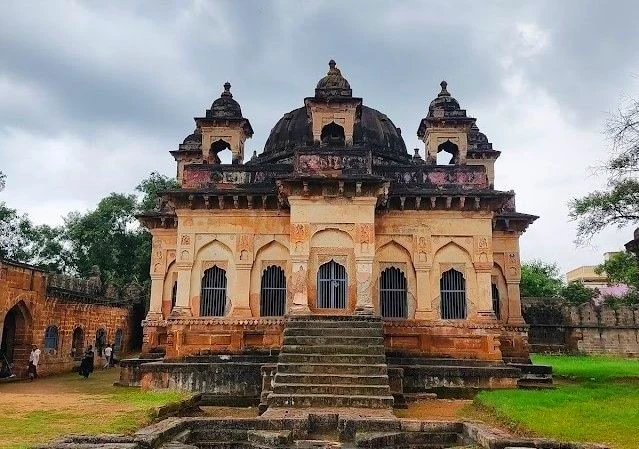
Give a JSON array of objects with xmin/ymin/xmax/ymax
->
[
  {"xmin": 200, "ymin": 265, "xmax": 227, "ymax": 316},
  {"xmin": 437, "ymin": 140, "xmax": 459, "ymax": 165},
  {"xmin": 71, "ymin": 327, "xmax": 84, "ymax": 358},
  {"xmin": 210, "ymin": 139, "xmax": 231, "ymax": 164},
  {"xmin": 44, "ymin": 325, "xmax": 59, "ymax": 353},
  {"xmin": 320, "ymin": 122, "xmax": 345, "ymax": 146},
  {"xmin": 1, "ymin": 301, "xmax": 32, "ymax": 375},
  {"xmin": 440, "ymin": 268, "xmax": 467, "ymax": 319},
  {"xmin": 95, "ymin": 328, "xmax": 107, "ymax": 357},
  {"xmin": 317, "ymin": 260, "xmax": 347, "ymax": 309},
  {"xmin": 260, "ymin": 265, "xmax": 286, "ymax": 316},
  {"xmin": 170, "ymin": 281, "xmax": 177, "ymax": 310},
  {"xmin": 113, "ymin": 328, "xmax": 124, "ymax": 353},
  {"xmin": 492, "ymin": 282, "xmax": 501, "ymax": 319},
  {"xmin": 379, "ymin": 267, "xmax": 407, "ymax": 318}
]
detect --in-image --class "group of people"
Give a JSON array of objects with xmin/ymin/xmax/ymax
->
[{"xmin": 24, "ymin": 343, "xmax": 117, "ymax": 380}]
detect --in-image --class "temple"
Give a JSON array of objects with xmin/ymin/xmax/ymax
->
[{"xmin": 134, "ymin": 61, "xmax": 538, "ymax": 405}]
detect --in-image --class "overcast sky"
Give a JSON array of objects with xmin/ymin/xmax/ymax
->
[{"xmin": 1, "ymin": 0, "xmax": 638, "ymax": 275}]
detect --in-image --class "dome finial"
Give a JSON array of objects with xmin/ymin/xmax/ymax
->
[
  {"xmin": 329, "ymin": 59, "xmax": 336, "ymax": 70},
  {"xmin": 439, "ymin": 80, "xmax": 449, "ymax": 96},
  {"xmin": 221, "ymin": 81, "xmax": 232, "ymax": 98}
]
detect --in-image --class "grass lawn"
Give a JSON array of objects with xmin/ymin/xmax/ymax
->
[
  {"xmin": 468, "ymin": 354, "xmax": 639, "ymax": 449},
  {"xmin": 0, "ymin": 369, "xmax": 188, "ymax": 449}
]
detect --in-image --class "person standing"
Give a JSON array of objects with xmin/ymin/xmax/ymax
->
[
  {"xmin": 28, "ymin": 345, "xmax": 41, "ymax": 381},
  {"xmin": 79, "ymin": 345, "xmax": 94, "ymax": 379},
  {"xmin": 103, "ymin": 344, "xmax": 113, "ymax": 369}
]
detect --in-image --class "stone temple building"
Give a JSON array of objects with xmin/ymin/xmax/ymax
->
[{"xmin": 133, "ymin": 61, "xmax": 538, "ymax": 407}]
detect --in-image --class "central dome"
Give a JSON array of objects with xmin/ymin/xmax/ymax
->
[{"xmin": 263, "ymin": 105, "xmax": 407, "ymax": 155}]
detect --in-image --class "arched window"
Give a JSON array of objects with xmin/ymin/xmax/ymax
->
[
  {"xmin": 44, "ymin": 325, "xmax": 59, "ymax": 352},
  {"xmin": 210, "ymin": 139, "xmax": 231, "ymax": 164},
  {"xmin": 379, "ymin": 267, "xmax": 408, "ymax": 318},
  {"xmin": 320, "ymin": 122, "xmax": 346, "ymax": 146},
  {"xmin": 437, "ymin": 140, "xmax": 459, "ymax": 165},
  {"xmin": 440, "ymin": 269, "xmax": 467, "ymax": 319},
  {"xmin": 260, "ymin": 266, "xmax": 286, "ymax": 316},
  {"xmin": 113, "ymin": 328, "xmax": 124, "ymax": 352},
  {"xmin": 170, "ymin": 281, "xmax": 177, "ymax": 309},
  {"xmin": 492, "ymin": 283, "xmax": 501, "ymax": 319},
  {"xmin": 317, "ymin": 260, "xmax": 347, "ymax": 309},
  {"xmin": 71, "ymin": 327, "xmax": 84, "ymax": 357},
  {"xmin": 200, "ymin": 266, "xmax": 227, "ymax": 316},
  {"xmin": 95, "ymin": 328, "xmax": 107, "ymax": 356}
]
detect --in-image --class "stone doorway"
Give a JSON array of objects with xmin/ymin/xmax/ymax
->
[{"xmin": 0, "ymin": 300, "xmax": 32, "ymax": 376}]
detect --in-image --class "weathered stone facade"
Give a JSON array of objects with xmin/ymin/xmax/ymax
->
[
  {"xmin": 0, "ymin": 259, "xmax": 140, "ymax": 377},
  {"xmin": 523, "ymin": 297, "xmax": 639, "ymax": 356},
  {"xmin": 139, "ymin": 61, "xmax": 536, "ymax": 363}
]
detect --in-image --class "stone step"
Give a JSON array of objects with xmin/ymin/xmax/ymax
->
[
  {"xmin": 280, "ymin": 344, "xmax": 385, "ymax": 355},
  {"xmin": 276, "ymin": 363, "xmax": 388, "ymax": 375},
  {"xmin": 267, "ymin": 393, "xmax": 394, "ymax": 409},
  {"xmin": 246, "ymin": 429, "xmax": 291, "ymax": 447},
  {"xmin": 272, "ymin": 382, "xmax": 391, "ymax": 396},
  {"xmin": 187, "ymin": 429, "xmax": 248, "ymax": 442},
  {"xmin": 274, "ymin": 373, "xmax": 389, "ymax": 385},
  {"xmin": 278, "ymin": 353, "xmax": 387, "ymax": 365},
  {"xmin": 284, "ymin": 327, "xmax": 382, "ymax": 337},
  {"xmin": 287, "ymin": 314, "xmax": 382, "ymax": 322},
  {"xmin": 282, "ymin": 335, "xmax": 385, "ymax": 346},
  {"xmin": 355, "ymin": 430, "xmax": 461, "ymax": 448}
]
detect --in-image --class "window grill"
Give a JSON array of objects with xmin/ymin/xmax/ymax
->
[
  {"xmin": 440, "ymin": 269, "xmax": 467, "ymax": 319},
  {"xmin": 492, "ymin": 283, "xmax": 501, "ymax": 319},
  {"xmin": 260, "ymin": 265, "xmax": 286, "ymax": 316},
  {"xmin": 171, "ymin": 281, "xmax": 177, "ymax": 309},
  {"xmin": 44, "ymin": 326, "xmax": 59, "ymax": 351},
  {"xmin": 200, "ymin": 266, "xmax": 227, "ymax": 317},
  {"xmin": 95, "ymin": 328, "xmax": 107, "ymax": 356},
  {"xmin": 317, "ymin": 260, "xmax": 347, "ymax": 309},
  {"xmin": 379, "ymin": 267, "xmax": 408, "ymax": 318}
]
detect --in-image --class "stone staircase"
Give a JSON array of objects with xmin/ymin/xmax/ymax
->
[{"xmin": 266, "ymin": 315, "xmax": 394, "ymax": 410}]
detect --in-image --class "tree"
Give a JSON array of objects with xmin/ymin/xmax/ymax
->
[
  {"xmin": 0, "ymin": 170, "xmax": 5, "ymax": 192},
  {"xmin": 520, "ymin": 260, "xmax": 563, "ymax": 297},
  {"xmin": 560, "ymin": 280, "xmax": 598, "ymax": 305},
  {"xmin": 0, "ymin": 202, "xmax": 34, "ymax": 262},
  {"xmin": 595, "ymin": 250, "xmax": 639, "ymax": 290},
  {"xmin": 569, "ymin": 97, "xmax": 639, "ymax": 242},
  {"xmin": 135, "ymin": 171, "xmax": 179, "ymax": 212}
]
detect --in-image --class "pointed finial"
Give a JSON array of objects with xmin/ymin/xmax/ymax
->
[
  {"xmin": 329, "ymin": 59, "xmax": 336, "ymax": 69},
  {"xmin": 221, "ymin": 81, "xmax": 232, "ymax": 97},
  {"xmin": 439, "ymin": 80, "xmax": 450, "ymax": 96}
]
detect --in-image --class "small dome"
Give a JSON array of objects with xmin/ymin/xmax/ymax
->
[
  {"xmin": 207, "ymin": 82, "xmax": 243, "ymax": 119},
  {"xmin": 315, "ymin": 60, "xmax": 352, "ymax": 99},
  {"xmin": 428, "ymin": 81, "xmax": 462, "ymax": 117},
  {"xmin": 182, "ymin": 128, "xmax": 202, "ymax": 144}
]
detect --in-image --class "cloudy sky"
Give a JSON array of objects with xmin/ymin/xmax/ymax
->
[{"xmin": 1, "ymin": 0, "xmax": 638, "ymax": 274}]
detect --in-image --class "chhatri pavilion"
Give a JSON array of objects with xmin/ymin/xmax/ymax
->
[{"xmin": 139, "ymin": 60, "xmax": 536, "ymax": 367}]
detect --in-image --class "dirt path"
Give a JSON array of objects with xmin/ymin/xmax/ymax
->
[{"xmin": 395, "ymin": 399, "xmax": 473, "ymax": 419}]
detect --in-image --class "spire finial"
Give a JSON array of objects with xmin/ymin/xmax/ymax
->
[
  {"xmin": 221, "ymin": 81, "xmax": 232, "ymax": 97},
  {"xmin": 329, "ymin": 59, "xmax": 336, "ymax": 69},
  {"xmin": 439, "ymin": 80, "xmax": 449, "ymax": 96}
]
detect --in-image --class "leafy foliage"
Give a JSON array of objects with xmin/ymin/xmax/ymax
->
[
  {"xmin": 595, "ymin": 250, "xmax": 639, "ymax": 289},
  {"xmin": 560, "ymin": 280, "xmax": 598, "ymax": 305},
  {"xmin": 135, "ymin": 171, "xmax": 179, "ymax": 212},
  {"xmin": 520, "ymin": 260, "xmax": 563, "ymax": 297},
  {"xmin": 569, "ymin": 98, "xmax": 639, "ymax": 242}
]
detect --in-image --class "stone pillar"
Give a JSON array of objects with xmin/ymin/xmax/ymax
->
[
  {"xmin": 290, "ymin": 258, "xmax": 311, "ymax": 314},
  {"xmin": 506, "ymin": 281, "xmax": 525, "ymax": 324},
  {"xmin": 475, "ymin": 266, "xmax": 496, "ymax": 321},
  {"xmin": 231, "ymin": 264, "xmax": 252, "ymax": 317},
  {"xmin": 355, "ymin": 258, "xmax": 375, "ymax": 315},
  {"xmin": 145, "ymin": 273, "xmax": 164, "ymax": 321},
  {"xmin": 414, "ymin": 268, "xmax": 435, "ymax": 320},
  {"xmin": 171, "ymin": 267, "xmax": 193, "ymax": 317}
]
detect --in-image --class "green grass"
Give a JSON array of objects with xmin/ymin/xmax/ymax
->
[
  {"xmin": 531, "ymin": 353, "xmax": 639, "ymax": 381},
  {"xmin": 469, "ymin": 354, "xmax": 639, "ymax": 449},
  {"xmin": 0, "ymin": 370, "xmax": 188, "ymax": 449}
]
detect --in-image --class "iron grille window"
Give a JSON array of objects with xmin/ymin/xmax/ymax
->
[
  {"xmin": 380, "ymin": 267, "xmax": 407, "ymax": 318},
  {"xmin": 171, "ymin": 281, "xmax": 177, "ymax": 309},
  {"xmin": 200, "ymin": 266, "xmax": 227, "ymax": 316},
  {"xmin": 317, "ymin": 260, "xmax": 347, "ymax": 309},
  {"xmin": 492, "ymin": 283, "xmax": 501, "ymax": 319},
  {"xmin": 44, "ymin": 325, "xmax": 59, "ymax": 351},
  {"xmin": 260, "ymin": 265, "xmax": 286, "ymax": 316},
  {"xmin": 440, "ymin": 269, "xmax": 467, "ymax": 319}
]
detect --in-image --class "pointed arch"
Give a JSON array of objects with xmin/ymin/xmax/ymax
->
[{"xmin": 320, "ymin": 122, "xmax": 345, "ymax": 145}]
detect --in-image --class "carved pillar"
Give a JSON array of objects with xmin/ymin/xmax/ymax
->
[
  {"xmin": 355, "ymin": 258, "xmax": 375, "ymax": 315},
  {"xmin": 289, "ymin": 223, "xmax": 311, "ymax": 315},
  {"xmin": 231, "ymin": 264, "xmax": 252, "ymax": 317},
  {"xmin": 414, "ymin": 268, "xmax": 435, "ymax": 320},
  {"xmin": 171, "ymin": 267, "xmax": 193, "ymax": 317},
  {"xmin": 475, "ymin": 267, "xmax": 497, "ymax": 321},
  {"xmin": 145, "ymin": 273, "xmax": 164, "ymax": 321},
  {"xmin": 504, "ymin": 251, "xmax": 525, "ymax": 324}
]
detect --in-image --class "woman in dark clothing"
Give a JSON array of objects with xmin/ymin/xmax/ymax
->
[{"xmin": 79, "ymin": 345, "xmax": 94, "ymax": 379}]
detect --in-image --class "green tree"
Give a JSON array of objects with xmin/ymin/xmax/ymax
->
[
  {"xmin": 520, "ymin": 260, "xmax": 563, "ymax": 297},
  {"xmin": 135, "ymin": 171, "xmax": 179, "ymax": 212},
  {"xmin": 595, "ymin": 251, "xmax": 639, "ymax": 289},
  {"xmin": 0, "ymin": 170, "xmax": 5, "ymax": 191},
  {"xmin": 0, "ymin": 202, "xmax": 34, "ymax": 262},
  {"xmin": 560, "ymin": 280, "xmax": 598, "ymax": 305},
  {"xmin": 569, "ymin": 98, "xmax": 639, "ymax": 242}
]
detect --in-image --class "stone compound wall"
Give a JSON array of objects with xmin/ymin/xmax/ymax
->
[
  {"xmin": 0, "ymin": 260, "xmax": 140, "ymax": 377},
  {"xmin": 522, "ymin": 297, "xmax": 639, "ymax": 356}
]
